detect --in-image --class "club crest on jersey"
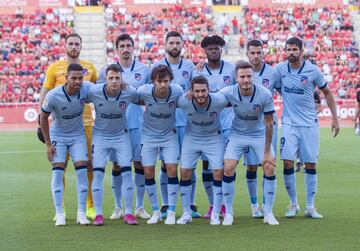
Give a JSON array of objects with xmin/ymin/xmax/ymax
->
[
  {"xmin": 262, "ymin": 78, "xmax": 270, "ymax": 87},
  {"xmin": 223, "ymin": 76, "xmax": 231, "ymax": 85},
  {"xmin": 119, "ymin": 101, "xmax": 126, "ymax": 111},
  {"xmin": 182, "ymin": 71, "xmax": 189, "ymax": 79},
  {"xmin": 210, "ymin": 112, "xmax": 218, "ymax": 119},
  {"xmin": 82, "ymin": 69, "xmax": 88, "ymax": 75},
  {"xmin": 80, "ymin": 98, "xmax": 86, "ymax": 106},
  {"xmin": 169, "ymin": 101, "xmax": 176, "ymax": 109},
  {"xmin": 135, "ymin": 73, "xmax": 142, "ymax": 81},
  {"xmin": 301, "ymin": 76, "xmax": 308, "ymax": 85},
  {"xmin": 253, "ymin": 104, "xmax": 260, "ymax": 112}
]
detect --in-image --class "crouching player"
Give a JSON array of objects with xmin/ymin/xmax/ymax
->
[
  {"xmin": 220, "ymin": 62, "xmax": 278, "ymax": 226},
  {"xmin": 86, "ymin": 64, "xmax": 139, "ymax": 225},
  {"xmin": 176, "ymin": 76, "xmax": 229, "ymax": 225},
  {"xmin": 137, "ymin": 65, "xmax": 183, "ymax": 225},
  {"xmin": 40, "ymin": 64, "xmax": 92, "ymax": 226}
]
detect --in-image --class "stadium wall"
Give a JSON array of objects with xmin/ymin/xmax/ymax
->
[{"xmin": 0, "ymin": 100, "xmax": 355, "ymax": 130}]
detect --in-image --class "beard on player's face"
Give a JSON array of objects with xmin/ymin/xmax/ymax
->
[
  {"xmin": 67, "ymin": 49, "xmax": 80, "ymax": 59},
  {"xmin": 287, "ymin": 55, "xmax": 300, "ymax": 63},
  {"xmin": 195, "ymin": 95, "xmax": 207, "ymax": 105},
  {"xmin": 167, "ymin": 48, "xmax": 181, "ymax": 58}
]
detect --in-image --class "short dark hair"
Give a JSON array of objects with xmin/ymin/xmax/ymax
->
[
  {"xmin": 166, "ymin": 31, "xmax": 182, "ymax": 42},
  {"xmin": 247, "ymin": 39, "xmax": 263, "ymax": 50},
  {"xmin": 235, "ymin": 61, "xmax": 253, "ymax": 73},
  {"xmin": 67, "ymin": 63, "xmax": 83, "ymax": 74},
  {"xmin": 106, "ymin": 64, "xmax": 123, "ymax": 75},
  {"xmin": 201, "ymin": 35, "xmax": 225, "ymax": 48},
  {"xmin": 285, "ymin": 37, "xmax": 303, "ymax": 51},
  {"xmin": 151, "ymin": 65, "xmax": 174, "ymax": 82},
  {"xmin": 191, "ymin": 76, "xmax": 209, "ymax": 89},
  {"xmin": 65, "ymin": 33, "xmax": 82, "ymax": 43},
  {"xmin": 115, "ymin": 33, "xmax": 134, "ymax": 49}
]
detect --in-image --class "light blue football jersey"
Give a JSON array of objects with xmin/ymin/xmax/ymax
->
[
  {"xmin": 152, "ymin": 57, "xmax": 195, "ymax": 127},
  {"xmin": 86, "ymin": 84, "xmax": 140, "ymax": 138},
  {"xmin": 177, "ymin": 92, "xmax": 228, "ymax": 137},
  {"xmin": 97, "ymin": 60, "xmax": 150, "ymax": 129},
  {"xmin": 138, "ymin": 83, "xmax": 183, "ymax": 136},
  {"xmin": 192, "ymin": 60, "xmax": 236, "ymax": 131},
  {"xmin": 274, "ymin": 60, "xmax": 327, "ymax": 127},
  {"xmin": 220, "ymin": 84, "xmax": 275, "ymax": 137},
  {"xmin": 42, "ymin": 81, "xmax": 92, "ymax": 138}
]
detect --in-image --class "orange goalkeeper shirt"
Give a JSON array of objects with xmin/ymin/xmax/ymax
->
[{"xmin": 43, "ymin": 60, "xmax": 98, "ymax": 126}]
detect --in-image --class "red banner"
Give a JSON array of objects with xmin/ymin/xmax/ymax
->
[{"xmin": 247, "ymin": 0, "xmax": 345, "ymax": 7}]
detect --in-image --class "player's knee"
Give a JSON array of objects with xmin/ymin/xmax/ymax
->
[
  {"xmin": 112, "ymin": 164, "xmax": 121, "ymax": 172},
  {"xmin": 202, "ymin": 160, "xmax": 209, "ymax": 170},
  {"xmin": 283, "ymin": 160, "xmax": 294, "ymax": 168},
  {"xmin": 304, "ymin": 163, "xmax": 316, "ymax": 169},
  {"xmin": 180, "ymin": 168, "xmax": 192, "ymax": 180},
  {"xmin": 74, "ymin": 161, "xmax": 88, "ymax": 168},
  {"xmin": 263, "ymin": 165, "xmax": 275, "ymax": 177},
  {"xmin": 212, "ymin": 169, "xmax": 224, "ymax": 180},
  {"xmin": 247, "ymin": 165, "xmax": 258, "ymax": 172},
  {"xmin": 166, "ymin": 164, "xmax": 177, "ymax": 177},
  {"xmin": 133, "ymin": 161, "xmax": 143, "ymax": 170},
  {"xmin": 144, "ymin": 167, "xmax": 155, "ymax": 179}
]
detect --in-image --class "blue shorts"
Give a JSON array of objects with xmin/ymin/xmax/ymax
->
[
  {"xmin": 280, "ymin": 124, "xmax": 319, "ymax": 163},
  {"xmin": 92, "ymin": 133, "xmax": 132, "ymax": 168},
  {"xmin": 141, "ymin": 129, "xmax": 180, "ymax": 167},
  {"xmin": 244, "ymin": 121, "xmax": 278, "ymax": 166},
  {"xmin": 201, "ymin": 129, "xmax": 229, "ymax": 162},
  {"xmin": 181, "ymin": 133, "xmax": 224, "ymax": 170},
  {"xmin": 224, "ymin": 132, "xmax": 269, "ymax": 162},
  {"xmin": 50, "ymin": 135, "xmax": 88, "ymax": 164},
  {"xmin": 130, "ymin": 128, "xmax": 142, "ymax": 162}
]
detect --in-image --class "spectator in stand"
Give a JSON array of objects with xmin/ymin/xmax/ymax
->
[{"xmin": 231, "ymin": 16, "xmax": 238, "ymax": 34}]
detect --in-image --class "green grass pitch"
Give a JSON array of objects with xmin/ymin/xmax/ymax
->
[{"xmin": 0, "ymin": 129, "xmax": 359, "ymax": 250}]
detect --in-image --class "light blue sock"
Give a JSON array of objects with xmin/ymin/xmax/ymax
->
[
  {"xmin": 92, "ymin": 168, "xmax": 105, "ymax": 216},
  {"xmin": 134, "ymin": 168, "xmax": 145, "ymax": 209},
  {"xmin": 75, "ymin": 166, "xmax": 88, "ymax": 213},
  {"xmin": 111, "ymin": 170, "xmax": 122, "ymax": 209},
  {"xmin": 202, "ymin": 170, "xmax": 214, "ymax": 205},
  {"xmin": 246, "ymin": 170, "xmax": 258, "ymax": 205},
  {"xmin": 51, "ymin": 167, "xmax": 64, "ymax": 214},
  {"xmin": 167, "ymin": 177, "xmax": 179, "ymax": 212},
  {"xmin": 222, "ymin": 175, "xmax": 235, "ymax": 215},
  {"xmin": 190, "ymin": 171, "xmax": 196, "ymax": 205},
  {"xmin": 180, "ymin": 179, "xmax": 192, "ymax": 215},
  {"xmin": 121, "ymin": 167, "xmax": 134, "ymax": 215},
  {"xmin": 159, "ymin": 167, "xmax": 168, "ymax": 206},
  {"xmin": 283, "ymin": 168, "xmax": 297, "ymax": 205},
  {"xmin": 305, "ymin": 169, "xmax": 317, "ymax": 209},
  {"xmin": 145, "ymin": 178, "xmax": 159, "ymax": 211},
  {"xmin": 263, "ymin": 175, "xmax": 276, "ymax": 215},
  {"xmin": 213, "ymin": 180, "xmax": 223, "ymax": 214}
]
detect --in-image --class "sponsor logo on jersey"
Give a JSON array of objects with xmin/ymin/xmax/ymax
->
[
  {"xmin": 210, "ymin": 111, "xmax": 217, "ymax": 119},
  {"xmin": 301, "ymin": 76, "xmax": 308, "ymax": 85},
  {"xmin": 262, "ymin": 78, "xmax": 270, "ymax": 87},
  {"xmin": 119, "ymin": 101, "xmax": 126, "ymax": 110},
  {"xmin": 253, "ymin": 104, "xmax": 260, "ymax": 112},
  {"xmin": 182, "ymin": 71, "xmax": 189, "ymax": 79},
  {"xmin": 223, "ymin": 76, "xmax": 231, "ymax": 85},
  {"xmin": 169, "ymin": 101, "xmax": 176, "ymax": 109},
  {"xmin": 135, "ymin": 73, "xmax": 142, "ymax": 81},
  {"xmin": 82, "ymin": 69, "xmax": 89, "ymax": 75}
]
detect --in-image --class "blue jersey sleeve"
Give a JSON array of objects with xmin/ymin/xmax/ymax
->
[
  {"xmin": 42, "ymin": 92, "xmax": 54, "ymax": 114},
  {"xmin": 263, "ymin": 90, "xmax": 275, "ymax": 114},
  {"xmin": 313, "ymin": 67, "xmax": 327, "ymax": 89},
  {"xmin": 273, "ymin": 66, "xmax": 282, "ymax": 90}
]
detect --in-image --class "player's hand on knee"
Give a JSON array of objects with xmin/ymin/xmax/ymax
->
[
  {"xmin": 46, "ymin": 145, "xmax": 56, "ymax": 162},
  {"xmin": 262, "ymin": 153, "xmax": 276, "ymax": 169}
]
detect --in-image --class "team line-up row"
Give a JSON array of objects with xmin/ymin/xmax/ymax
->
[{"xmin": 38, "ymin": 32, "xmax": 340, "ymax": 227}]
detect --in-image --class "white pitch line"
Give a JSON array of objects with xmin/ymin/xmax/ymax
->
[{"xmin": 0, "ymin": 150, "xmax": 44, "ymax": 154}]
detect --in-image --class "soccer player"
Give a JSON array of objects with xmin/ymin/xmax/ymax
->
[
  {"xmin": 221, "ymin": 61, "xmax": 278, "ymax": 226},
  {"xmin": 151, "ymin": 31, "xmax": 199, "ymax": 218},
  {"xmin": 40, "ymin": 63, "xmax": 92, "ymax": 226},
  {"xmin": 192, "ymin": 35, "xmax": 236, "ymax": 218},
  {"xmin": 39, "ymin": 33, "xmax": 98, "ymax": 220},
  {"xmin": 242, "ymin": 40, "xmax": 280, "ymax": 218},
  {"xmin": 274, "ymin": 37, "xmax": 339, "ymax": 219},
  {"xmin": 86, "ymin": 64, "xmax": 139, "ymax": 226},
  {"xmin": 137, "ymin": 65, "xmax": 183, "ymax": 225},
  {"xmin": 176, "ymin": 76, "xmax": 228, "ymax": 225},
  {"xmin": 354, "ymin": 88, "xmax": 360, "ymax": 135},
  {"xmin": 98, "ymin": 34, "xmax": 151, "ymax": 220}
]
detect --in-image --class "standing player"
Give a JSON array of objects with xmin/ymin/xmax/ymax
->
[
  {"xmin": 40, "ymin": 64, "xmax": 92, "ymax": 226},
  {"xmin": 137, "ymin": 65, "xmax": 183, "ymax": 225},
  {"xmin": 39, "ymin": 33, "xmax": 98, "ymax": 220},
  {"xmin": 87, "ymin": 64, "xmax": 139, "ymax": 226},
  {"xmin": 354, "ymin": 88, "xmax": 360, "ymax": 135},
  {"xmin": 176, "ymin": 76, "xmax": 228, "ymax": 225},
  {"xmin": 274, "ymin": 37, "xmax": 339, "ymax": 219},
  {"xmin": 243, "ymin": 39, "xmax": 279, "ymax": 218},
  {"xmin": 193, "ymin": 35, "xmax": 236, "ymax": 218},
  {"xmin": 98, "ymin": 34, "xmax": 151, "ymax": 220},
  {"xmin": 221, "ymin": 61, "xmax": 278, "ymax": 226},
  {"xmin": 151, "ymin": 31, "xmax": 199, "ymax": 218}
]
